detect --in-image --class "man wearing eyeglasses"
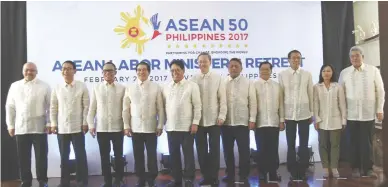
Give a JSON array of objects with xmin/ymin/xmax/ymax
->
[
  {"xmin": 278, "ymin": 50, "xmax": 314, "ymax": 180},
  {"xmin": 6, "ymin": 62, "xmax": 51, "ymax": 187},
  {"xmin": 190, "ymin": 52, "xmax": 227, "ymax": 186},
  {"xmin": 87, "ymin": 62, "xmax": 126, "ymax": 187},
  {"xmin": 50, "ymin": 60, "xmax": 90, "ymax": 187}
]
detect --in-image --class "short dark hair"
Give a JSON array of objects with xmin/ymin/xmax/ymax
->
[
  {"xmin": 136, "ymin": 61, "xmax": 151, "ymax": 73},
  {"xmin": 103, "ymin": 61, "xmax": 117, "ymax": 70},
  {"xmin": 62, "ymin": 60, "xmax": 76, "ymax": 69},
  {"xmin": 318, "ymin": 64, "xmax": 337, "ymax": 83},
  {"xmin": 288, "ymin": 50, "xmax": 302, "ymax": 59},
  {"xmin": 169, "ymin": 59, "xmax": 185, "ymax": 71},
  {"xmin": 259, "ymin": 61, "xmax": 273, "ymax": 70},
  {"xmin": 229, "ymin": 58, "xmax": 242, "ymax": 67},
  {"xmin": 197, "ymin": 52, "xmax": 212, "ymax": 61}
]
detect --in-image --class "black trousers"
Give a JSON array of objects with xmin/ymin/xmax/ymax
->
[
  {"xmin": 16, "ymin": 134, "xmax": 48, "ymax": 184},
  {"xmin": 167, "ymin": 131, "xmax": 195, "ymax": 183},
  {"xmin": 57, "ymin": 132, "xmax": 88, "ymax": 185},
  {"xmin": 221, "ymin": 125, "xmax": 250, "ymax": 178},
  {"xmin": 97, "ymin": 132, "xmax": 124, "ymax": 184},
  {"xmin": 255, "ymin": 127, "xmax": 280, "ymax": 174},
  {"xmin": 347, "ymin": 120, "xmax": 375, "ymax": 172},
  {"xmin": 195, "ymin": 125, "xmax": 221, "ymax": 180},
  {"xmin": 132, "ymin": 133, "xmax": 158, "ymax": 181},
  {"xmin": 285, "ymin": 119, "xmax": 310, "ymax": 173}
]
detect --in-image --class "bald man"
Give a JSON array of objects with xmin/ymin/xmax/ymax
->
[{"xmin": 6, "ymin": 62, "xmax": 51, "ymax": 187}]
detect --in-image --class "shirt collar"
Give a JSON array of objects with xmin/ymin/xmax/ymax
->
[
  {"xmin": 137, "ymin": 79, "xmax": 149, "ymax": 86},
  {"xmin": 228, "ymin": 74, "xmax": 241, "ymax": 82},
  {"xmin": 288, "ymin": 67, "xmax": 301, "ymax": 74},
  {"xmin": 319, "ymin": 82, "xmax": 336, "ymax": 88},
  {"xmin": 353, "ymin": 63, "xmax": 365, "ymax": 72},
  {"xmin": 172, "ymin": 79, "xmax": 186, "ymax": 86},
  {"xmin": 24, "ymin": 77, "xmax": 37, "ymax": 84},
  {"xmin": 104, "ymin": 81, "xmax": 115, "ymax": 86},
  {"xmin": 259, "ymin": 77, "xmax": 271, "ymax": 84},
  {"xmin": 64, "ymin": 80, "xmax": 75, "ymax": 87},
  {"xmin": 201, "ymin": 71, "xmax": 212, "ymax": 78}
]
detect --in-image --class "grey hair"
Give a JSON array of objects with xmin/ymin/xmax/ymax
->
[
  {"xmin": 23, "ymin": 62, "xmax": 37, "ymax": 70},
  {"xmin": 349, "ymin": 46, "xmax": 364, "ymax": 57},
  {"xmin": 22, "ymin": 62, "xmax": 38, "ymax": 74}
]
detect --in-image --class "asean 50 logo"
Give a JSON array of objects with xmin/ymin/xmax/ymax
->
[{"xmin": 114, "ymin": 5, "xmax": 161, "ymax": 55}]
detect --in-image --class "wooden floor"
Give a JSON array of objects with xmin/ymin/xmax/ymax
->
[{"xmin": 1, "ymin": 163, "xmax": 384, "ymax": 187}]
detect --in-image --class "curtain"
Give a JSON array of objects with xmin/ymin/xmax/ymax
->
[
  {"xmin": 1, "ymin": 1, "xmax": 27, "ymax": 181},
  {"xmin": 321, "ymin": 1, "xmax": 355, "ymax": 163}
]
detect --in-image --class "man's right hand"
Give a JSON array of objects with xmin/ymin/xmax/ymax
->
[
  {"xmin": 314, "ymin": 123, "xmax": 319, "ymax": 130},
  {"xmin": 248, "ymin": 122, "xmax": 256, "ymax": 130},
  {"xmin": 279, "ymin": 122, "xmax": 285, "ymax": 131},
  {"xmin": 90, "ymin": 128, "xmax": 96, "ymax": 138},
  {"xmin": 51, "ymin": 127, "xmax": 57, "ymax": 134},
  {"xmin": 8, "ymin": 129, "xmax": 15, "ymax": 137},
  {"xmin": 45, "ymin": 127, "xmax": 52, "ymax": 134},
  {"xmin": 190, "ymin": 124, "xmax": 198, "ymax": 134},
  {"xmin": 124, "ymin": 129, "xmax": 132, "ymax": 137}
]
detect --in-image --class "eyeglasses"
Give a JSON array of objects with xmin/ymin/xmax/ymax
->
[
  {"xmin": 62, "ymin": 67, "xmax": 74, "ymax": 72},
  {"xmin": 24, "ymin": 69, "xmax": 37, "ymax": 73},
  {"xmin": 103, "ymin": 69, "xmax": 115, "ymax": 73}
]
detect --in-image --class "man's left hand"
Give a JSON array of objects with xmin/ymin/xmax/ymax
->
[
  {"xmin": 156, "ymin": 129, "xmax": 163, "ymax": 136},
  {"xmin": 248, "ymin": 122, "xmax": 256, "ymax": 130},
  {"xmin": 279, "ymin": 123, "xmax": 285, "ymax": 131},
  {"xmin": 45, "ymin": 127, "xmax": 52, "ymax": 134},
  {"xmin": 190, "ymin": 124, "xmax": 198, "ymax": 134},
  {"xmin": 308, "ymin": 118, "xmax": 313, "ymax": 124},
  {"xmin": 82, "ymin": 125, "xmax": 89, "ymax": 134},
  {"xmin": 217, "ymin": 119, "xmax": 224, "ymax": 126},
  {"xmin": 377, "ymin": 113, "xmax": 384, "ymax": 122}
]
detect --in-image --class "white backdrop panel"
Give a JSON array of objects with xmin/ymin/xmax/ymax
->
[{"xmin": 27, "ymin": 1, "xmax": 323, "ymax": 177}]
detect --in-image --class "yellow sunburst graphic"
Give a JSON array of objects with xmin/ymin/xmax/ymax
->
[{"xmin": 114, "ymin": 5, "xmax": 151, "ymax": 55}]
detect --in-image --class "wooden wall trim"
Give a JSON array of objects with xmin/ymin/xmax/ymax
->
[{"xmin": 378, "ymin": 1, "xmax": 388, "ymax": 180}]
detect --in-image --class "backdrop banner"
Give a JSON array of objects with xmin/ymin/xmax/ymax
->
[{"xmin": 27, "ymin": 1, "xmax": 323, "ymax": 177}]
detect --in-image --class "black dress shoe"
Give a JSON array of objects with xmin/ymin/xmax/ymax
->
[
  {"xmin": 199, "ymin": 178, "xmax": 211, "ymax": 185},
  {"xmin": 259, "ymin": 172, "xmax": 267, "ymax": 181},
  {"xmin": 113, "ymin": 179, "xmax": 124, "ymax": 187},
  {"xmin": 136, "ymin": 179, "xmax": 146, "ymax": 187},
  {"xmin": 101, "ymin": 183, "xmax": 112, "ymax": 187},
  {"xmin": 147, "ymin": 179, "xmax": 156, "ymax": 187},
  {"xmin": 38, "ymin": 181, "xmax": 48, "ymax": 187},
  {"xmin": 210, "ymin": 179, "xmax": 219, "ymax": 186},
  {"xmin": 289, "ymin": 171, "xmax": 299, "ymax": 181},
  {"xmin": 20, "ymin": 182, "xmax": 32, "ymax": 187},
  {"xmin": 184, "ymin": 180, "xmax": 194, "ymax": 187},
  {"xmin": 298, "ymin": 170, "xmax": 307, "ymax": 181},
  {"xmin": 299, "ymin": 173, "xmax": 308, "ymax": 181},
  {"xmin": 268, "ymin": 172, "xmax": 281, "ymax": 182},
  {"xmin": 221, "ymin": 175, "xmax": 234, "ymax": 183},
  {"xmin": 236, "ymin": 177, "xmax": 249, "ymax": 185},
  {"xmin": 166, "ymin": 181, "xmax": 182, "ymax": 187},
  {"xmin": 57, "ymin": 184, "xmax": 70, "ymax": 187},
  {"xmin": 76, "ymin": 182, "xmax": 88, "ymax": 187}
]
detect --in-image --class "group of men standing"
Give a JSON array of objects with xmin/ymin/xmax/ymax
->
[{"xmin": 6, "ymin": 46, "xmax": 384, "ymax": 187}]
